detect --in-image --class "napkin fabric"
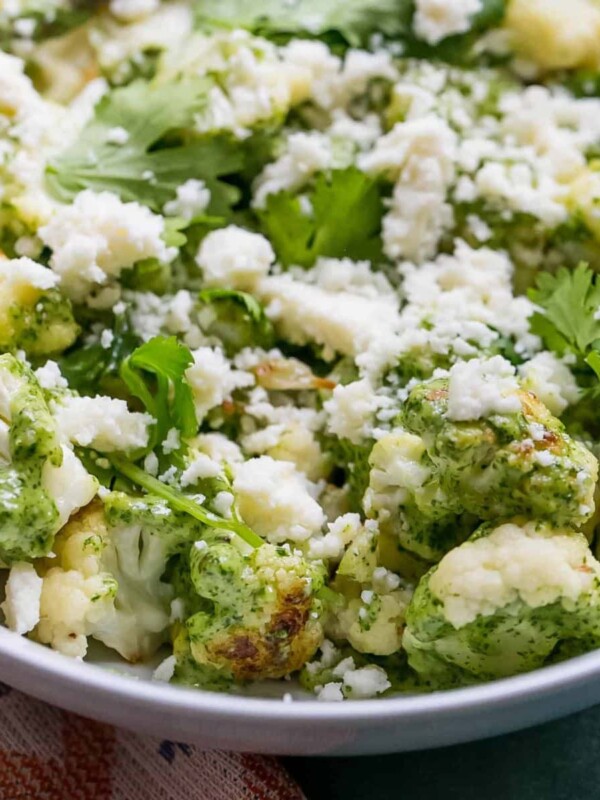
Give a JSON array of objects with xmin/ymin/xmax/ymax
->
[{"xmin": 0, "ymin": 683, "xmax": 306, "ymax": 800}]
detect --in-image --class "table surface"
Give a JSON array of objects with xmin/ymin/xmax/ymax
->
[{"xmin": 285, "ymin": 702, "xmax": 600, "ymax": 799}]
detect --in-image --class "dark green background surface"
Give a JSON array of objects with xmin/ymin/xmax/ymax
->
[{"xmin": 285, "ymin": 704, "xmax": 600, "ymax": 799}]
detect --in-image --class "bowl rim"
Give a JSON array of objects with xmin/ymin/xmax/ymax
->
[{"xmin": 1, "ymin": 626, "xmax": 599, "ymax": 723}]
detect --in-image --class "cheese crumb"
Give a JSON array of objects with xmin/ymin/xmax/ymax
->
[
  {"xmin": 233, "ymin": 456, "xmax": 325, "ymax": 543},
  {"xmin": 519, "ymin": 352, "xmax": 580, "ymax": 416},
  {"xmin": 413, "ymin": 0, "xmax": 482, "ymax": 45},
  {"xmin": 446, "ymin": 356, "xmax": 521, "ymax": 422},
  {"xmin": 53, "ymin": 395, "xmax": 151, "ymax": 452},
  {"xmin": 1, "ymin": 562, "xmax": 43, "ymax": 635},
  {"xmin": 196, "ymin": 226, "xmax": 275, "ymax": 291},
  {"xmin": 185, "ymin": 347, "xmax": 254, "ymax": 422},
  {"xmin": 163, "ymin": 179, "xmax": 211, "ymax": 220},
  {"xmin": 39, "ymin": 190, "xmax": 175, "ymax": 301}
]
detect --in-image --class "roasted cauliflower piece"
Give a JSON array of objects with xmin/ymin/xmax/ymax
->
[
  {"xmin": 365, "ymin": 373, "xmax": 598, "ymax": 562},
  {"xmin": 0, "ymin": 353, "xmax": 96, "ymax": 564},
  {"xmin": 324, "ymin": 521, "xmax": 412, "ymax": 657},
  {"xmin": 403, "ymin": 520, "xmax": 600, "ymax": 685},
  {"xmin": 35, "ymin": 493, "xmax": 204, "ymax": 661},
  {"xmin": 0, "ymin": 258, "xmax": 78, "ymax": 357},
  {"xmin": 175, "ymin": 539, "xmax": 325, "ymax": 684}
]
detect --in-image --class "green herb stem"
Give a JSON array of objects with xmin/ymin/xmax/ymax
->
[{"xmin": 109, "ymin": 455, "xmax": 263, "ymax": 549}]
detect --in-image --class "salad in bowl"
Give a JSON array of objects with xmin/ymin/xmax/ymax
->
[{"xmin": 1, "ymin": 0, "xmax": 600, "ymax": 703}]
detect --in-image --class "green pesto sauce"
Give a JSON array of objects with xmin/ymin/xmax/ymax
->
[
  {"xmin": 7, "ymin": 289, "xmax": 78, "ymax": 358},
  {"xmin": 0, "ymin": 356, "xmax": 63, "ymax": 563}
]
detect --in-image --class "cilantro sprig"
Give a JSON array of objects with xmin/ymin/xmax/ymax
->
[
  {"xmin": 108, "ymin": 455, "xmax": 263, "ymax": 548},
  {"xmin": 120, "ymin": 336, "xmax": 197, "ymax": 450},
  {"xmin": 528, "ymin": 264, "xmax": 600, "ymax": 379},
  {"xmin": 258, "ymin": 167, "xmax": 384, "ymax": 268},
  {"xmin": 46, "ymin": 79, "xmax": 243, "ymax": 214}
]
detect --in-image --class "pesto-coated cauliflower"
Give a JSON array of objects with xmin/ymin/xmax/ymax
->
[
  {"xmin": 35, "ymin": 493, "xmax": 204, "ymax": 661},
  {"xmin": 365, "ymin": 377, "xmax": 598, "ymax": 562},
  {"xmin": 403, "ymin": 520, "xmax": 600, "ymax": 685},
  {"xmin": 172, "ymin": 539, "xmax": 325, "ymax": 684},
  {"xmin": 0, "ymin": 353, "xmax": 96, "ymax": 564},
  {"xmin": 0, "ymin": 258, "xmax": 78, "ymax": 357},
  {"xmin": 325, "ymin": 521, "xmax": 412, "ymax": 657}
]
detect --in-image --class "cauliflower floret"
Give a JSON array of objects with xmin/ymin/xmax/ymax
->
[
  {"xmin": 324, "ymin": 522, "xmax": 411, "ymax": 656},
  {"xmin": 0, "ymin": 257, "xmax": 78, "ymax": 357},
  {"xmin": 42, "ymin": 445, "xmax": 99, "ymax": 531},
  {"xmin": 519, "ymin": 352, "xmax": 580, "ymax": 416},
  {"xmin": 233, "ymin": 456, "xmax": 325, "ymax": 544},
  {"xmin": 1, "ymin": 562, "xmax": 43, "ymax": 635},
  {"xmin": 35, "ymin": 494, "xmax": 204, "ymax": 661},
  {"xmin": 0, "ymin": 354, "xmax": 96, "ymax": 563},
  {"xmin": 505, "ymin": 0, "xmax": 600, "ymax": 72},
  {"xmin": 174, "ymin": 540, "xmax": 325, "ymax": 683},
  {"xmin": 365, "ymin": 377, "xmax": 598, "ymax": 561},
  {"xmin": 35, "ymin": 505, "xmax": 118, "ymax": 658},
  {"xmin": 403, "ymin": 520, "xmax": 600, "ymax": 683}
]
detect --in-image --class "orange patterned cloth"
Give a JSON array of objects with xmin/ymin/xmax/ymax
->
[{"xmin": 0, "ymin": 683, "xmax": 306, "ymax": 799}]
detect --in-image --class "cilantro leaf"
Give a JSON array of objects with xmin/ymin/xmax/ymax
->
[
  {"xmin": 194, "ymin": 0, "xmax": 411, "ymax": 47},
  {"xmin": 197, "ymin": 289, "xmax": 274, "ymax": 355},
  {"xmin": 120, "ymin": 336, "xmax": 197, "ymax": 449},
  {"xmin": 258, "ymin": 167, "xmax": 385, "ymax": 268},
  {"xmin": 528, "ymin": 264, "xmax": 600, "ymax": 360},
  {"xmin": 46, "ymin": 79, "xmax": 243, "ymax": 214},
  {"xmin": 59, "ymin": 313, "xmax": 140, "ymax": 398}
]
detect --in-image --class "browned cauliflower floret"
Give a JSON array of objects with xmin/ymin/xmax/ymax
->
[{"xmin": 171, "ymin": 540, "xmax": 325, "ymax": 685}]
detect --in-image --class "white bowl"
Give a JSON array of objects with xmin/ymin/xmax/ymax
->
[{"xmin": 0, "ymin": 627, "xmax": 599, "ymax": 755}]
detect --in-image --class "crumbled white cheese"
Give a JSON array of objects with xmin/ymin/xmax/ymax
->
[
  {"xmin": 1, "ymin": 562, "xmax": 43, "ymax": 635},
  {"xmin": 180, "ymin": 452, "xmax": 222, "ymax": 486},
  {"xmin": 163, "ymin": 179, "xmax": 211, "ymax": 220},
  {"xmin": 359, "ymin": 116, "xmax": 457, "ymax": 262},
  {"xmin": 393, "ymin": 240, "xmax": 540, "ymax": 370},
  {"xmin": 153, "ymin": 654, "xmax": 177, "ymax": 682},
  {"xmin": 316, "ymin": 682, "xmax": 344, "ymax": 702},
  {"xmin": 212, "ymin": 490, "xmax": 234, "ymax": 518},
  {"xmin": 53, "ymin": 395, "xmax": 152, "ymax": 451},
  {"xmin": 196, "ymin": 225, "xmax": 275, "ymax": 290},
  {"xmin": 161, "ymin": 428, "xmax": 180, "ymax": 455},
  {"xmin": 0, "ymin": 256, "xmax": 58, "ymax": 291},
  {"xmin": 252, "ymin": 131, "xmax": 333, "ymax": 208},
  {"xmin": 193, "ymin": 432, "xmax": 244, "ymax": 464},
  {"xmin": 106, "ymin": 126, "xmax": 129, "ymax": 145},
  {"xmin": 185, "ymin": 347, "xmax": 254, "ymax": 422},
  {"xmin": 34, "ymin": 360, "xmax": 67, "ymax": 390},
  {"xmin": 309, "ymin": 513, "xmax": 362, "ymax": 561},
  {"xmin": 342, "ymin": 665, "xmax": 391, "ymax": 698},
  {"xmin": 372, "ymin": 566, "xmax": 402, "ymax": 594},
  {"xmin": 413, "ymin": 0, "xmax": 482, "ymax": 45},
  {"xmin": 39, "ymin": 190, "xmax": 175, "ymax": 301},
  {"xmin": 519, "ymin": 351, "xmax": 580, "ymax": 416},
  {"xmin": 233, "ymin": 456, "xmax": 325, "ymax": 544},
  {"xmin": 257, "ymin": 261, "xmax": 401, "ymax": 360},
  {"xmin": 324, "ymin": 379, "xmax": 385, "ymax": 445},
  {"xmin": 109, "ymin": 0, "xmax": 159, "ymax": 22},
  {"xmin": 430, "ymin": 521, "xmax": 600, "ymax": 628},
  {"xmin": 446, "ymin": 356, "xmax": 521, "ymax": 422}
]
